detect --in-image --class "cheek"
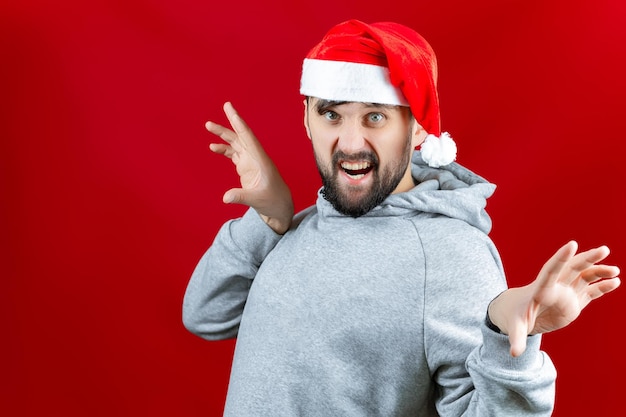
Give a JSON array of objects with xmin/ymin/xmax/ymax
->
[
  {"xmin": 377, "ymin": 131, "xmax": 412, "ymax": 157},
  {"xmin": 309, "ymin": 128, "xmax": 337, "ymax": 152},
  {"xmin": 310, "ymin": 137, "xmax": 331, "ymax": 162}
]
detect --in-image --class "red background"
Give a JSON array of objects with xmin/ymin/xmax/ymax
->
[{"xmin": 2, "ymin": 1, "xmax": 625, "ymax": 415}]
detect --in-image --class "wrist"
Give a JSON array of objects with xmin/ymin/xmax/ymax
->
[
  {"xmin": 485, "ymin": 312, "xmax": 503, "ymax": 334},
  {"xmin": 486, "ymin": 289, "xmax": 508, "ymax": 335},
  {"xmin": 262, "ymin": 214, "xmax": 292, "ymax": 235}
]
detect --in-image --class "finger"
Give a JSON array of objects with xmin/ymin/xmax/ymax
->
[
  {"xmin": 587, "ymin": 277, "xmax": 621, "ymax": 301},
  {"xmin": 224, "ymin": 186, "xmax": 273, "ymax": 210},
  {"xmin": 223, "ymin": 102, "xmax": 258, "ymax": 150},
  {"xmin": 568, "ymin": 245, "xmax": 611, "ymax": 273},
  {"xmin": 579, "ymin": 265, "xmax": 620, "ymax": 284},
  {"xmin": 535, "ymin": 241, "xmax": 578, "ymax": 287},
  {"xmin": 223, "ymin": 102, "xmax": 247, "ymax": 134},
  {"xmin": 223, "ymin": 188, "xmax": 240, "ymax": 205},
  {"xmin": 223, "ymin": 188, "xmax": 254, "ymax": 206},
  {"xmin": 208, "ymin": 143, "xmax": 234, "ymax": 157},
  {"xmin": 205, "ymin": 121, "xmax": 238, "ymax": 144},
  {"xmin": 508, "ymin": 321, "xmax": 530, "ymax": 357},
  {"xmin": 561, "ymin": 245, "xmax": 612, "ymax": 286}
]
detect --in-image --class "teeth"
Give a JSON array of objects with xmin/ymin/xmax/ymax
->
[
  {"xmin": 347, "ymin": 173, "xmax": 366, "ymax": 179},
  {"xmin": 341, "ymin": 162, "xmax": 371, "ymax": 170},
  {"xmin": 340, "ymin": 161, "xmax": 371, "ymax": 180}
]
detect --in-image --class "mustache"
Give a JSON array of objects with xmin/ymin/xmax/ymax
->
[{"xmin": 332, "ymin": 150, "xmax": 379, "ymax": 166}]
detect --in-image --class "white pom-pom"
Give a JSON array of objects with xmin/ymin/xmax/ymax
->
[{"xmin": 420, "ymin": 132, "xmax": 457, "ymax": 168}]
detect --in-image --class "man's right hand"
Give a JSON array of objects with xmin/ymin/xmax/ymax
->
[{"xmin": 206, "ymin": 102, "xmax": 294, "ymax": 234}]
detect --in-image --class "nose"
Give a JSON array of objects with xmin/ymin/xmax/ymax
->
[{"xmin": 337, "ymin": 121, "xmax": 367, "ymax": 153}]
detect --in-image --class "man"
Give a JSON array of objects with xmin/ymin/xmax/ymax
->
[{"xmin": 183, "ymin": 20, "xmax": 620, "ymax": 416}]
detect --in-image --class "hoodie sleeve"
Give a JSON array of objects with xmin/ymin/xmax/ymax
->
[
  {"xmin": 420, "ymin": 219, "xmax": 556, "ymax": 416},
  {"xmin": 182, "ymin": 208, "xmax": 283, "ymax": 340},
  {"xmin": 465, "ymin": 325, "xmax": 556, "ymax": 416}
]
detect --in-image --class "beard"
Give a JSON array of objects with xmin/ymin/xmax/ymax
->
[{"xmin": 315, "ymin": 133, "xmax": 414, "ymax": 218}]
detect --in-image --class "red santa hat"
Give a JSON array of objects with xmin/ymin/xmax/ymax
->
[{"xmin": 300, "ymin": 19, "xmax": 457, "ymax": 167}]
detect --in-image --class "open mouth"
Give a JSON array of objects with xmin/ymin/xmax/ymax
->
[{"xmin": 341, "ymin": 161, "xmax": 373, "ymax": 179}]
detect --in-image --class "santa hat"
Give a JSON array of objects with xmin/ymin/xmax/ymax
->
[{"xmin": 300, "ymin": 19, "xmax": 456, "ymax": 168}]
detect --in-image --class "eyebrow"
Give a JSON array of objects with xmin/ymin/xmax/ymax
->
[
  {"xmin": 313, "ymin": 99, "xmax": 398, "ymax": 115},
  {"xmin": 314, "ymin": 99, "xmax": 346, "ymax": 114}
]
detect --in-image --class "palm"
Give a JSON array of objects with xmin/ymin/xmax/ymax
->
[{"xmin": 528, "ymin": 281, "xmax": 582, "ymax": 334}]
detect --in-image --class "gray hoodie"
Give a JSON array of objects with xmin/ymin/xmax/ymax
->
[{"xmin": 183, "ymin": 151, "xmax": 556, "ymax": 416}]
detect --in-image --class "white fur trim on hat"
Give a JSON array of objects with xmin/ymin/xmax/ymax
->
[{"xmin": 300, "ymin": 58, "xmax": 409, "ymax": 106}]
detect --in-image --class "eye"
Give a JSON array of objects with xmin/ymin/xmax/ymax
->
[
  {"xmin": 367, "ymin": 112, "xmax": 385, "ymax": 123},
  {"xmin": 323, "ymin": 111, "xmax": 339, "ymax": 121}
]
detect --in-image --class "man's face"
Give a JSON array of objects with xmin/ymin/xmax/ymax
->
[{"xmin": 304, "ymin": 98, "xmax": 426, "ymax": 217}]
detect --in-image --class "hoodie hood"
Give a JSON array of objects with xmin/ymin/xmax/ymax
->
[{"xmin": 316, "ymin": 150, "xmax": 496, "ymax": 234}]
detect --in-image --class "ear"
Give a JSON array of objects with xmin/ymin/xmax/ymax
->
[
  {"xmin": 303, "ymin": 99, "xmax": 311, "ymax": 139},
  {"xmin": 411, "ymin": 118, "xmax": 428, "ymax": 148}
]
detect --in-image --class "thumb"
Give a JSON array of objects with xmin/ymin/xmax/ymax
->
[
  {"xmin": 223, "ymin": 188, "xmax": 249, "ymax": 205},
  {"xmin": 508, "ymin": 321, "xmax": 529, "ymax": 357}
]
